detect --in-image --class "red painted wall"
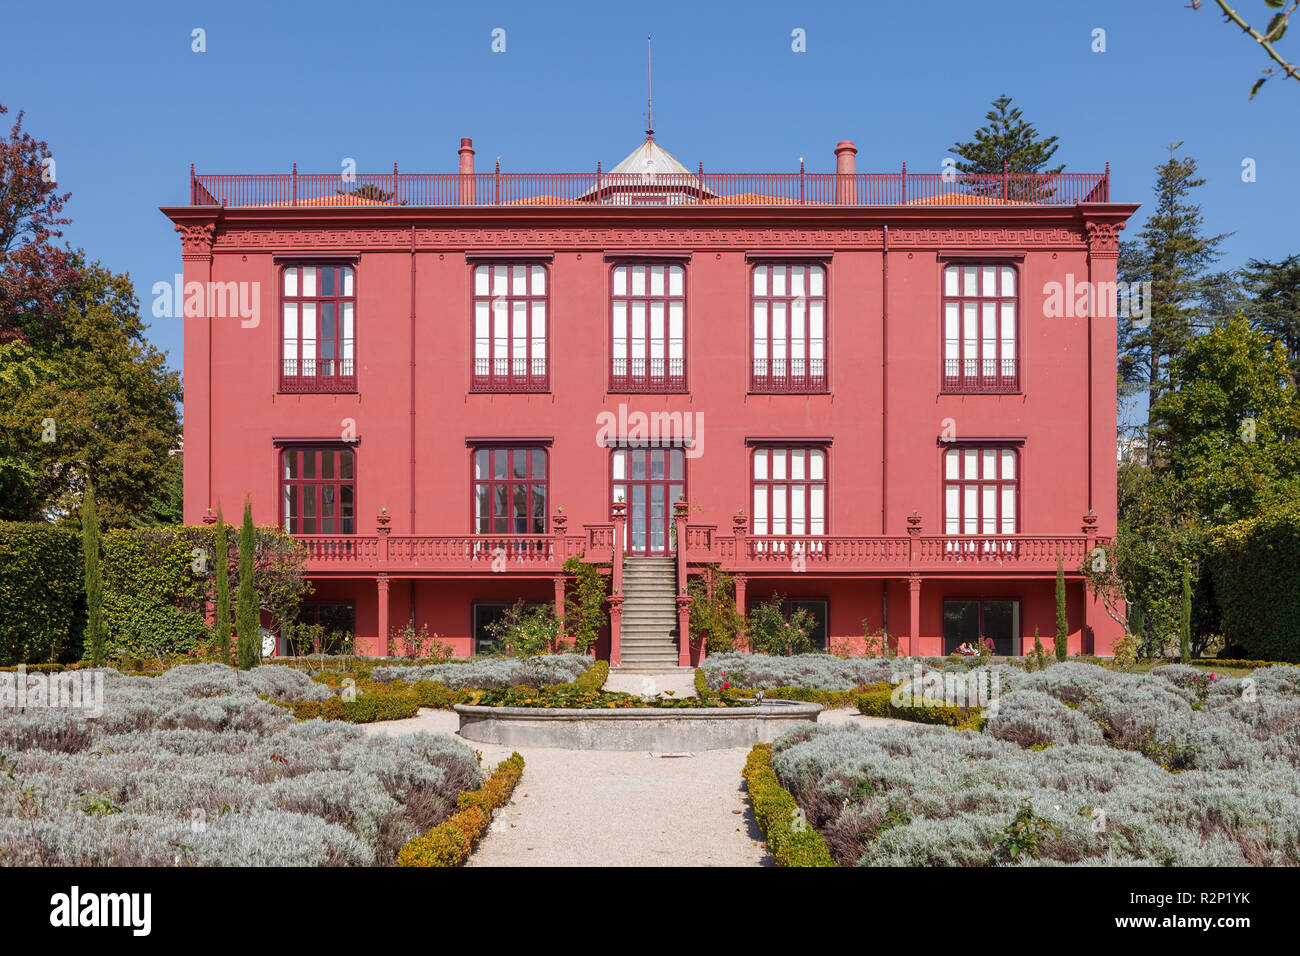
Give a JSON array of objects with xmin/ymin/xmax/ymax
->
[{"xmin": 168, "ymin": 188, "xmax": 1136, "ymax": 658}]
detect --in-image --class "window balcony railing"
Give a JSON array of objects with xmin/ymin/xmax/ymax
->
[
  {"xmin": 750, "ymin": 358, "xmax": 827, "ymax": 393},
  {"xmin": 942, "ymin": 357, "xmax": 1018, "ymax": 394},
  {"xmin": 610, "ymin": 357, "xmax": 686, "ymax": 392},
  {"xmin": 471, "ymin": 357, "xmax": 549, "ymax": 392},
  {"xmin": 281, "ymin": 358, "xmax": 356, "ymax": 393}
]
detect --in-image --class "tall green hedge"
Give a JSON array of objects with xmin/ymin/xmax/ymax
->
[
  {"xmin": 1208, "ymin": 499, "xmax": 1300, "ymax": 662},
  {"xmin": 0, "ymin": 522, "xmax": 310, "ymax": 666},
  {"xmin": 0, "ymin": 522, "xmax": 86, "ymax": 665}
]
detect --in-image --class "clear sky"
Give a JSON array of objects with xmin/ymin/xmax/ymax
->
[{"xmin": 2, "ymin": 0, "xmax": 1295, "ymax": 374}]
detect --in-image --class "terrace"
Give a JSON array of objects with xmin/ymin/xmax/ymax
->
[
  {"xmin": 186, "ymin": 163, "xmax": 1110, "ymax": 209},
  {"xmin": 297, "ymin": 506, "xmax": 1108, "ymax": 580}
]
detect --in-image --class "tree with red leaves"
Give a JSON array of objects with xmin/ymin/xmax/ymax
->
[
  {"xmin": 0, "ymin": 104, "xmax": 79, "ymax": 346},
  {"xmin": 0, "ymin": 104, "xmax": 181, "ymax": 525}
]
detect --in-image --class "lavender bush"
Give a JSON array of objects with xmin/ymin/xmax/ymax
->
[
  {"xmin": 0, "ymin": 664, "xmax": 480, "ymax": 866},
  {"xmin": 370, "ymin": 653, "xmax": 591, "ymax": 689}
]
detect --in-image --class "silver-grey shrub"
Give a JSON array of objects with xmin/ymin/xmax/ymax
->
[
  {"xmin": 985, "ymin": 690, "xmax": 1104, "ymax": 748},
  {"xmin": 370, "ymin": 653, "xmax": 591, "ymax": 688},
  {"xmin": 0, "ymin": 663, "xmax": 482, "ymax": 866},
  {"xmin": 701, "ymin": 652, "xmax": 924, "ymax": 691},
  {"xmin": 770, "ymin": 722, "xmax": 1300, "ymax": 867}
]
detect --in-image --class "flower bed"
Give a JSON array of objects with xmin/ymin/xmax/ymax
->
[
  {"xmin": 397, "ymin": 753, "xmax": 525, "ymax": 867},
  {"xmin": 0, "ymin": 664, "xmax": 481, "ymax": 865},
  {"xmin": 764, "ymin": 660, "xmax": 1300, "ymax": 866}
]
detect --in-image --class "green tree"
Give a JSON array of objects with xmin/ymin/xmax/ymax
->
[
  {"xmin": 1240, "ymin": 254, "xmax": 1300, "ymax": 378},
  {"xmin": 951, "ymin": 94, "xmax": 1064, "ymax": 175},
  {"xmin": 1128, "ymin": 601, "xmax": 1146, "ymax": 643},
  {"xmin": 0, "ymin": 105, "xmax": 180, "ymax": 526},
  {"xmin": 1152, "ymin": 315, "xmax": 1300, "ymax": 523},
  {"xmin": 1055, "ymin": 554, "xmax": 1068, "ymax": 661},
  {"xmin": 1179, "ymin": 565, "xmax": 1193, "ymax": 663},
  {"xmin": 82, "ymin": 479, "xmax": 104, "ymax": 666},
  {"xmin": 212, "ymin": 504, "xmax": 231, "ymax": 665},
  {"xmin": 1118, "ymin": 144, "xmax": 1230, "ymax": 460},
  {"xmin": 235, "ymin": 500, "xmax": 259, "ymax": 669}
]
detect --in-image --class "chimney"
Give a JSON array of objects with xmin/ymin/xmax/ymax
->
[
  {"xmin": 834, "ymin": 140, "xmax": 857, "ymax": 205},
  {"xmin": 458, "ymin": 137, "xmax": 476, "ymax": 205}
]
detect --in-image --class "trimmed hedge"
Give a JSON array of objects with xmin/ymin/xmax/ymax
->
[
  {"xmin": 0, "ymin": 522, "xmax": 85, "ymax": 665},
  {"xmin": 397, "ymin": 752, "xmax": 525, "ymax": 867},
  {"xmin": 0, "ymin": 522, "xmax": 310, "ymax": 666},
  {"xmin": 288, "ymin": 680, "xmax": 421, "ymax": 723},
  {"xmin": 1208, "ymin": 500, "xmax": 1300, "ymax": 662},
  {"xmin": 857, "ymin": 684, "xmax": 985, "ymax": 730},
  {"xmin": 742, "ymin": 744, "xmax": 835, "ymax": 867}
]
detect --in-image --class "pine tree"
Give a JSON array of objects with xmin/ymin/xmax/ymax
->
[
  {"xmin": 82, "ymin": 479, "xmax": 105, "ymax": 667},
  {"xmin": 1055, "ymin": 554, "xmax": 1068, "ymax": 661},
  {"xmin": 213, "ymin": 503, "xmax": 231, "ymax": 665},
  {"xmin": 1240, "ymin": 254, "xmax": 1300, "ymax": 379},
  {"xmin": 235, "ymin": 499, "xmax": 259, "ymax": 670},
  {"xmin": 1179, "ymin": 566, "xmax": 1193, "ymax": 664},
  {"xmin": 1118, "ymin": 144, "xmax": 1230, "ymax": 460},
  {"xmin": 951, "ymin": 95, "xmax": 1064, "ymax": 175}
]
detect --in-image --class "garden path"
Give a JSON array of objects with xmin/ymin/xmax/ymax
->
[{"xmin": 363, "ymin": 695, "xmax": 902, "ymax": 866}]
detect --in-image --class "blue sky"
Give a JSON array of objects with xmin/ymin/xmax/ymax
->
[{"xmin": 3, "ymin": 0, "xmax": 1295, "ymax": 373}]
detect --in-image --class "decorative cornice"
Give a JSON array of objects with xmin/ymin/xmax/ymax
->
[
  {"xmin": 1084, "ymin": 220, "xmax": 1124, "ymax": 258},
  {"xmin": 175, "ymin": 221, "xmax": 217, "ymax": 259},
  {"xmin": 202, "ymin": 223, "xmax": 1099, "ymax": 255}
]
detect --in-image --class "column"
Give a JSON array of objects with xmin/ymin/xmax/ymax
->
[
  {"xmin": 908, "ymin": 574, "xmax": 921, "ymax": 658},
  {"xmin": 734, "ymin": 573, "xmax": 748, "ymax": 652},
  {"xmin": 610, "ymin": 502, "xmax": 626, "ymax": 667},
  {"xmin": 376, "ymin": 573, "xmax": 390, "ymax": 657}
]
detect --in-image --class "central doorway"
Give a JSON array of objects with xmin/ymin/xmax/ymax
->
[{"xmin": 611, "ymin": 447, "xmax": 685, "ymax": 555}]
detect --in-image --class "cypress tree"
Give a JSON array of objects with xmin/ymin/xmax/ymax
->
[
  {"xmin": 1128, "ymin": 602, "xmax": 1146, "ymax": 642},
  {"xmin": 82, "ymin": 480, "xmax": 105, "ymax": 667},
  {"xmin": 213, "ymin": 504, "xmax": 231, "ymax": 665},
  {"xmin": 235, "ymin": 499, "xmax": 259, "ymax": 670},
  {"xmin": 1032, "ymin": 627, "xmax": 1045, "ymax": 671},
  {"xmin": 1179, "ymin": 566, "xmax": 1193, "ymax": 664},
  {"xmin": 1055, "ymin": 554, "xmax": 1068, "ymax": 661}
]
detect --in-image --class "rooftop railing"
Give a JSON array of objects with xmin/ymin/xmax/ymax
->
[{"xmin": 187, "ymin": 164, "xmax": 1110, "ymax": 208}]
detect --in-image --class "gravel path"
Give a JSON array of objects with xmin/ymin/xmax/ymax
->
[{"xmin": 363, "ymin": 694, "xmax": 905, "ymax": 867}]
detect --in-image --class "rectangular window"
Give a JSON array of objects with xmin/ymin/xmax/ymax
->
[
  {"xmin": 281, "ymin": 446, "xmax": 355, "ymax": 534},
  {"xmin": 751, "ymin": 447, "xmax": 827, "ymax": 536},
  {"xmin": 751, "ymin": 263, "xmax": 827, "ymax": 392},
  {"xmin": 611, "ymin": 263, "xmax": 686, "ymax": 391},
  {"xmin": 471, "ymin": 263, "xmax": 548, "ymax": 391},
  {"xmin": 943, "ymin": 599, "xmax": 1020, "ymax": 656},
  {"xmin": 473, "ymin": 446, "xmax": 548, "ymax": 534},
  {"xmin": 473, "ymin": 602, "xmax": 547, "ymax": 656},
  {"xmin": 281, "ymin": 265, "xmax": 356, "ymax": 392},
  {"xmin": 943, "ymin": 446, "xmax": 1017, "ymax": 535},
  {"xmin": 746, "ymin": 597, "xmax": 830, "ymax": 651},
  {"xmin": 942, "ymin": 263, "xmax": 1017, "ymax": 392}
]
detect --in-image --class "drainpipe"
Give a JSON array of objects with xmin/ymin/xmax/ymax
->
[{"xmin": 881, "ymin": 222, "xmax": 889, "ymax": 535}]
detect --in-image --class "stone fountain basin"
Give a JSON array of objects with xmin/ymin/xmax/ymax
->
[{"xmin": 454, "ymin": 699, "xmax": 823, "ymax": 751}]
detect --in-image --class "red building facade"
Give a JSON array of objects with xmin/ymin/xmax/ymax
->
[{"xmin": 163, "ymin": 136, "xmax": 1136, "ymax": 664}]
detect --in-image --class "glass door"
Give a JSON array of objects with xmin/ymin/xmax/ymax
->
[{"xmin": 611, "ymin": 447, "xmax": 685, "ymax": 554}]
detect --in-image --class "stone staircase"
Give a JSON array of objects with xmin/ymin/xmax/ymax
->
[{"xmin": 616, "ymin": 556, "xmax": 681, "ymax": 671}]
